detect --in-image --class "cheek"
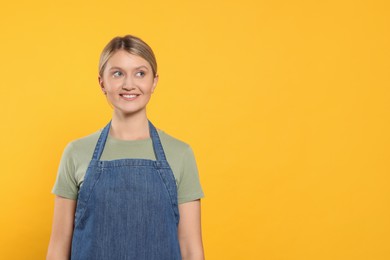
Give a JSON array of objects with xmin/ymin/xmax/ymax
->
[
  {"xmin": 144, "ymin": 79, "xmax": 156, "ymax": 92},
  {"xmin": 105, "ymin": 79, "xmax": 124, "ymax": 89}
]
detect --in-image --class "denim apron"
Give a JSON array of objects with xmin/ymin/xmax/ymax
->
[{"xmin": 71, "ymin": 121, "xmax": 181, "ymax": 260}]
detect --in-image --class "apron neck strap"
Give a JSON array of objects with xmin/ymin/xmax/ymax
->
[
  {"xmin": 148, "ymin": 120, "xmax": 167, "ymax": 162},
  {"xmin": 92, "ymin": 121, "xmax": 111, "ymax": 161}
]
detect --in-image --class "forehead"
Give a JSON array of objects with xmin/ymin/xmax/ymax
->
[{"xmin": 106, "ymin": 50, "xmax": 151, "ymax": 70}]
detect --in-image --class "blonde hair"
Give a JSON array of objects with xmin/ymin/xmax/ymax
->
[{"xmin": 98, "ymin": 35, "xmax": 157, "ymax": 78}]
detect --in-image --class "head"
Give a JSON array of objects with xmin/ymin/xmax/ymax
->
[{"xmin": 98, "ymin": 35, "xmax": 159, "ymax": 116}]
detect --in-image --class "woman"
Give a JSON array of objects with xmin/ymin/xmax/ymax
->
[{"xmin": 47, "ymin": 35, "xmax": 205, "ymax": 260}]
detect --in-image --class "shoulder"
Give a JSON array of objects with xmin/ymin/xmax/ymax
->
[
  {"xmin": 157, "ymin": 130, "xmax": 197, "ymax": 177},
  {"xmin": 157, "ymin": 130, "xmax": 192, "ymax": 155},
  {"xmin": 68, "ymin": 130, "xmax": 101, "ymax": 149},
  {"xmin": 62, "ymin": 129, "xmax": 102, "ymax": 160}
]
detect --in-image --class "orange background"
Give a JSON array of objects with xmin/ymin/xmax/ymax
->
[{"xmin": 0, "ymin": 0, "xmax": 389, "ymax": 259}]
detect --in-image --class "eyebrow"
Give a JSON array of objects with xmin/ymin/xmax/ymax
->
[
  {"xmin": 108, "ymin": 65, "xmax": 149, "ymax": 71},
  {"xmin": 135, "ymin": 65, "xmax": 149, "ymax": 70}
]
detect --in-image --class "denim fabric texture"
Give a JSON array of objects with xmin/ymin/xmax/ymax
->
[{"xmin": 71, "ymin": 121, "xmax": 181, "ymax": 260}]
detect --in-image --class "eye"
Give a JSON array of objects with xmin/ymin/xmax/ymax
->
[
  {"xmin": 135, "ymin": 71, "xmax": 146, "ymax": 77},
  {"xmin": 112, "ymin": 71, "xmax": 123, "ymax": 77}
]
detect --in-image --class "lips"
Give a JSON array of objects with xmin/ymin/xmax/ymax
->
[{"xmin": 120, "ymin": 93, "xmax": 140, "ymax": 100}]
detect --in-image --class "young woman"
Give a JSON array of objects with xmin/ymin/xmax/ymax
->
[{"xmin": 47, "ymin": 35, "xmax": 205, "ymax": 260}]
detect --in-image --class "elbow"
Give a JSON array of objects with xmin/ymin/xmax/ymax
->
[
  {"xmin": 46, "ymin": 247, "xmax": 70, "ymax": 260},
  {"xmin": 181, "ymin": 249, "xmax": 205, "ymax": 260}
]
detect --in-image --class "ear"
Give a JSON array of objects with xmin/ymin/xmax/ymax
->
[
  {"xmin": 98, "ymin": 76, "xmax": 106, "ymax": 95},
  {"xmin": 151, "ymin": 74, "xmax": 159, "ymax": 93}
]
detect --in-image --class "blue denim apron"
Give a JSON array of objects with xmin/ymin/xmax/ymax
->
[{"xmin": 71, "ymin": 121, "xmax": 181, "ymax": 260}]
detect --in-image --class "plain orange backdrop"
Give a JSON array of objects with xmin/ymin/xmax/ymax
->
[{"xmin": 0, "ymin": 0, "xmax": 389, "ymax": 259}]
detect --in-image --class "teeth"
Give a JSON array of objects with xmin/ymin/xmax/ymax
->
[{"xmin": 122, "ymin": 94, "xmax": 137, "ymax": 98}]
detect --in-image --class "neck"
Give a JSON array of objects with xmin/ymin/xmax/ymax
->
[{"xmin": 110, "ymin": 110, "xmax": 150, "ymax": 141}]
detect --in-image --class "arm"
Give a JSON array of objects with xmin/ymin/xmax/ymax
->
[
  {"xmin": 178, "ymin": 199, "xmax": 205, "ymax": 260},
  {"xmin": 46, "ymin": 196, "xmax": 76, "ymax": 260}
]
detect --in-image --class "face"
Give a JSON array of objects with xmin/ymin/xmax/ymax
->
[{"xmin": 99, "ymin": 50, "xmax": 158, "ymax": 117}]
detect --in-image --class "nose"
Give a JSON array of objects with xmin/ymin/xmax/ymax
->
[{"xmin": 122, "ymin": 75, "xmax": 136, "ymax": 90}]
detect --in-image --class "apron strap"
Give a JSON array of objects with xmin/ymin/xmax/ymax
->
[
  {"xmin": 92, "ymin": 121, "xmax": 111, "ymax": 161},
  {"xmin": 149, "ymin": 120, "xmax": 168, "ymax": 162},
  {"xmin": 91, "ymin": 120, "xmax": 168, "ymax": 162}
]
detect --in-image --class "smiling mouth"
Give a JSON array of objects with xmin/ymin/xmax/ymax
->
[{"xmin": 120, "ymin": 94, "xmax": 140, "ymax": 100}]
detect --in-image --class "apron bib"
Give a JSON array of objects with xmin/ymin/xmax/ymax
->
[{"xmin": 71, "ymin": 121, "xmax": 181, "ymax": 260}]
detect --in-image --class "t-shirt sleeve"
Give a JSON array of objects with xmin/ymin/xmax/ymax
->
[
  {"xmin": 177, "ymin": 145, "xmax": 205, "ymax": 204},
  {"xmin": 51, "ymin": 143, "xmax": 79, "ymax": 200}
]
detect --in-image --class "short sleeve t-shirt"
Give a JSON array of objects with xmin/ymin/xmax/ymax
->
[{"xmin": 52, "ymin": 128, "xmax": 204, "ymax": 204}]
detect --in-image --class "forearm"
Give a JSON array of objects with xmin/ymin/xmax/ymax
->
[{"xmin": 179, "ymin": 234, "xmax": 205, "ymax": 260}]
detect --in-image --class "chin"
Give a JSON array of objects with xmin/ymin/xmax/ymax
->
[{"xmin": 114, "ymin": 107, "xmax": 147, "ymax": 117}]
